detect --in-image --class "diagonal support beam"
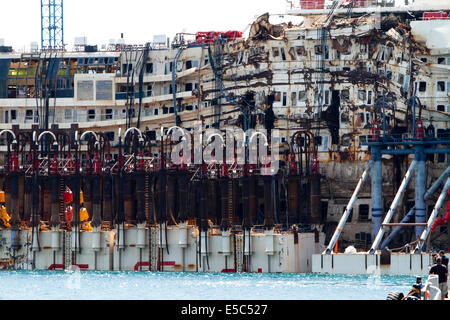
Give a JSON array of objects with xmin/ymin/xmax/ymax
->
[
  {"xmin": 414, "ymin": 178, "xmax": 450, "ymax": 253},
  {"xmin": 324, "ymin": 161, "xmax": 373, "ymax": 254},
  {"xmin": 369, "ymin": 159, "xmax": 417, "ymax": 254}
]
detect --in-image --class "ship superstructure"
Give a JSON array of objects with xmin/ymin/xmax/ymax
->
[{"xmin": 0, "ymin": 0, "xmax": 448, "ymax": 273}]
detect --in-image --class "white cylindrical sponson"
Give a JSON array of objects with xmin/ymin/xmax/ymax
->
[
  {"xmin": 92, "ymin": 228, "xmax": 101, "ymax": 251},
  {"xmin": 137, "ymin": 224, "xmax": 146, "ymax": 249},
  {"xmin": 222, "ymin": 230, "xmax": 231, "ymax": 256},
  {"xmin": 178, "ymin": 222, "xmax": 188, "ymax": 248},
  {"xmin": 265, "ymin": 229, "xmax": 274, "ymax": 255}
]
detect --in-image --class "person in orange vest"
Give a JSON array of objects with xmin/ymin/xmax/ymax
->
[
  {"xmin": 0, "ymin": 191, "xmax": 11, "ymax": 229},
  {"xmin": 79, "ymin": 191, "xmax": 93, "ymax": 232}
]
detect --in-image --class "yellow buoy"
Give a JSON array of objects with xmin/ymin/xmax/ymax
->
[{"xmin": 80, "ymin": 207, "xmax": 89, "ymax": 222}]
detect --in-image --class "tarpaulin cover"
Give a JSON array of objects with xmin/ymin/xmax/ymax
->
[{"xmin": 0, "ymin": 59, "xmax": 11, "ymax": 98}]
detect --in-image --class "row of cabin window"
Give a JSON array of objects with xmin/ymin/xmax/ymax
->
[
  {"xmin": 272, "ymin": 89, "xmax": 373, "ymax": 107},
  {"xmin": 271, "ymin": 43, "xmax": 368, "ymax": 61},
  {"xmin": 122, "ymin": 58, "xmax": 207, "ymax": 77},
  {"xmin": 420, "ymin": 57, "xmax": 450, "ymax": 65},
  {"xmin": 415, "ymin": 81, "xmax": 448, "ymax": 93},
  {"xmin": 4, "ymin": 101, "xmax": 212, "ymax": 124},
  {"xmin": 118, "ymin": 83, "xmax": 198, "ymax": 96}
]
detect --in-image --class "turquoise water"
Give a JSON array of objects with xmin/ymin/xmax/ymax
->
[{"xmin": 0, "ymin": 271, "xmax": 417, "ymax": 300}]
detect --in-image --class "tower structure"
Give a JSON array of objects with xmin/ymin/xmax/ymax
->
[{"xmin": 41, "ymin": 0, "xmax": 64, "ymax": 50}]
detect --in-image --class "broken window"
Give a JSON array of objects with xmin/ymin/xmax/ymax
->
[
  {"xmin": 314, "ymin": 45, "xmax": 329, "ymax": 59},
  {"xmin": 420, "ymin": 58, "xmax": 428, "ymax": 63},
  {"xmin": 359, "ymin": 135, "xmax": 368, "ymax": 146},
  {"xmin": 274, "ymin": 92, "xmax": 281, "ymax": 102},
  {"xmin": 386, "ymin": 71, "xmax": 392, "ymax": 80},
  {"xmin": 296, "ymin": 46, "xmax": 306, "ymax": 57},
  {"xmin": 291, "ymin": 92, "xmax": 297, "ymax": 106},
  {"xmin": 358, "ymin": 90, "xmax": 366, "ymax": 102},
  {"xmin": 419, "ymin": 82, "xmax": 427, "ymax": 92},
  {"xmin": 360, "ymin": 43, "xmax": 367, "ymax": 54},
  {"xmin": 147, "ymin": 85, "xmax": 153, "ymax": 97},
  {"xmin": 437, "ymin": 81, "xmax": 445, "ymax": 92},
  {"xmin": 317, "ymin": 136, "xmax": 329, "ymax": 152},
  {"xmin": 340, "ymin": 89, "xmax": 350, "ymax": 101},
  {"xmin": 340, "ymin": 112, "xmax": 349, "ymax": 125},
  {"xmin": 280, "ymin": 48, "xmax": 287, "ymax": 61},
  {"xmin": 185, "ymin": 60, "xmax": 192, "ymax": 69},
  {"xmin": 398, "ymin": 73, "xmax": 405, "ymax": 86},
  {"xmin": 341, "ymin": 135, "xmax": 351, "ymax": 147},
  {"xmin": 282, "ymin": 92, "xmax": 287, "ymax": 106},
  {"xmin": 272, "ymin": 47, "xmax": 280, "ymax": 59},
  {"xmin": 437, "ymin": 57, "xmax": 446, "ymax": 64},
  {"xmin": 298, "ymin": 91, "xmax": 306, "ymax": 102},
  {"xmin": 324, "ymin": 90, "xmax": 330, "ymax": 105},
  {"xmin": 437, "ymin": 105, "xmax": 445, "ymax": 112},
  {"xmin": 355, "ymin": 112, "xmax": 365, "ymax": 127}
]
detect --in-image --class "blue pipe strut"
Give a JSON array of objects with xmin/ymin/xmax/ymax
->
[
  {"xmin": 381, "ymin": 165, "xmax": 450, "ymax": 250},
  {"xmin": 371, "ymin": 146, "xmax": 383, "ymax": 241},
  {"xmin": 415, "ymin": 145, "xmax": 427, "ymax": 238}
]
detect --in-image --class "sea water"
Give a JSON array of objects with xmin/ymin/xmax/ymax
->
[{"xmin": 0, "ymin": 271, "xmax": 418, "ymax": 300}]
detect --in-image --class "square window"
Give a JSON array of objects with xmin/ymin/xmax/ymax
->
[
  {"xmin": 358, "ymin": 204, "xmax": 370, "ymax": 222},
  {"xmin": 25, "ymin": 110, "xmax": 33, "ymax": 120},
  {"xmin": 88, "ymin": 109, "xmax": 96, "ymax": 120},
  {"xmin": 437, "ymin": 105, "xmax": 445, "ymax": 112},
  {"xmin": 105, "ymin": 109, "xmax": 113, "ymax": 120},
  {"xmin": 437, "ymin": 57, "xmax": 445, "ymax": 64},
  {"xmin": 419, "ymin": 82, "xmax": 427, "ymax": 92},
  {"xmin": 437, "ymin": 81, "xmax": 445, "ymax": 92},
  {"xmin": 64, "ymin": 109, "xmax": 72, "ymax": 120}
]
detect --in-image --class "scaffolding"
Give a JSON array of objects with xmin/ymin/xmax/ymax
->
[{"xmin": 41, "ymin": 1, "xmax": 64, "ymax": 51}]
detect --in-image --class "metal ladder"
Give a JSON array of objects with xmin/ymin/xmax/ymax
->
[
  {"xmin": 144, "ymin": 174, "xmax": 150, "ymax": 220},
  {"xmin": 149, "ymin": 227, "xmax": 158, "ymax": 271},
  {"xmin": 235, "ymin": 234, "xmax": 244, "ymax": 273},
  {"xmin": 63, "ymin": 231, "xmax": 72, "ymax": 269},
  {"xmin": 58, "ymin": 177, "xmax": 65, "ymax": 224}
]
